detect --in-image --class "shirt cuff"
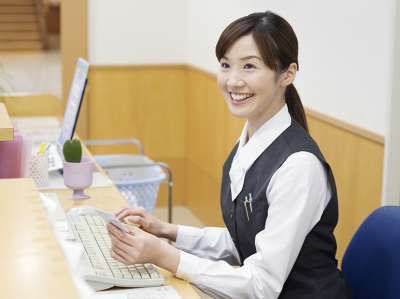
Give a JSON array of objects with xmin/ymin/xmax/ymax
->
[{"xmin": 176, "ymin": 250, "xmax": 201, "ymax": 282}]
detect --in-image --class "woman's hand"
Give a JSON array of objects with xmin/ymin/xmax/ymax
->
[
  {"xmin": 107, "ymin": 223, "xmax": 180, "ymax": 273},
  {"xmin": 116, "ymin": 206, "xmax": 177, "ymax": 241}
]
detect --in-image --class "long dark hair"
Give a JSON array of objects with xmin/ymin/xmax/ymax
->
[{"xmin": 215, "ymin": 11, "xmax": 308, "ymax": 132}]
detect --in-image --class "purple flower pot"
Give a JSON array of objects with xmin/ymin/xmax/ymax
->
[{"xmin": 63, "ymin": 156, "xmax": 95, "ymax": 200}]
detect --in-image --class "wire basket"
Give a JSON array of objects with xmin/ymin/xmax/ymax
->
[{"xmin": 94, "ymin": 154, "xmax": 166, "ymax": 212}]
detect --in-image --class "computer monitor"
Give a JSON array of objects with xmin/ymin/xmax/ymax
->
[{"xmin": 57, "ymin": 58, "xmax": 89, "ymax": 147}]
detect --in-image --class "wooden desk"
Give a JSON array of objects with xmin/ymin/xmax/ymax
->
[
  {"xmin": 0, "ymin": 178, "xmax": 200, "ymax": 299},
  {"xmin": 0, "ymin": 95, "xmax": 200, "ymax": 299},
  {"xmin": 0, "ymin": 94, "xmax": 200, "ymax": 298},
  {"xmin": 0, "ymin": 179, "xmax": 80, "ymax": 299}
]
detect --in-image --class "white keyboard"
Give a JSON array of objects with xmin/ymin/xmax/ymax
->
[{"xmin": 67, "ymin": 208, "xmax": 164, "ymax": 291}]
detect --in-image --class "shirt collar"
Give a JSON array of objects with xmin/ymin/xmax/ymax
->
[{"xmin": 229, "ymin": 104, "xmax": 292, "ymax": 201}]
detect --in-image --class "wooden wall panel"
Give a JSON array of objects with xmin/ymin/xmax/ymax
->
[
  {"xmin": 185, "ymin": 67, "xmax": 243, "ymax": 225},
  {"xmin": 87, "ymin": 66, "xmax": 187, "ymax": 206},
  {"xmin": 307, "ymin": 116, "xmax": 384, "ymax": 260},
  {"xmin": 1, "ymin": 94, "xmax": 62, "ymax": 116},
  {"xmin": 61, "ymin": 0, "xmax": 88, "ymax": 138}
]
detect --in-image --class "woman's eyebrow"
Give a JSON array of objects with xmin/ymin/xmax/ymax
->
[{"xmin": 240, "ymin": 55, "xmax": 263, "ymax": 61}]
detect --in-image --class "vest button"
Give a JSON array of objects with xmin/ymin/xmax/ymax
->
[{"xmin": 230, "ymin": 213, "xmax": 233, "ymax": 219}]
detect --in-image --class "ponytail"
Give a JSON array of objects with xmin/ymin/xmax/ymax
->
[{"xmin": 285, "ymin": 84, "xmax": 309, "ymax": 132}]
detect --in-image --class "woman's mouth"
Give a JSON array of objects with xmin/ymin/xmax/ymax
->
[{"xmin": 229, "ymin": 92, "xmax": 254, "ymax": 105}]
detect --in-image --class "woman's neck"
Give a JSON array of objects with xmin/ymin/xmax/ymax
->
[{"xmin": 247, "ymin": 101, "xmax": 285, "ymax": 139}]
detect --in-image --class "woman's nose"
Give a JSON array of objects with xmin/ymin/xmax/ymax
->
[{"xmin": 227, "ymin": 76, "xmax": 245, "ymax": 88}]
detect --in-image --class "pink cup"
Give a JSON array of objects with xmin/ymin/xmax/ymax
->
[
  {"xmin": 0, "ymin": 130, "xmax": 23, "ymax": 178},
  {"xmin": 63, "ymin": 156, "xmax": 95, "ymax": 200}
]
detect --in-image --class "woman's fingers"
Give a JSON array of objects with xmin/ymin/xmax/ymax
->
[
  {"xmin": 108, "ymin": 223, "xmax": 132, "ymax": 240},
  {"xmin": 109, "ymin": 231, "xmax": 137, "ymax": 250},
  {"xmin": 108, "ymin": 223, "xmax": 141, "ymax": 247},
  {"xmin": 111, "ymin": 247, "xmax": 138, "ymax": 264},
  {"xmin": 116, "ymin": 206, "xmax": 146, "ymax": 221},
  {"xmin": 110, "ymin": 249, "xmax": 125, "ymax": 263},
  {"xmin": 110, "ymin": 234, "xmax": 134, "ymax": 255},
  {"xmin": 124, "ymin": 215, "xmax": 144, "ymax": 226},
  {"xmin": 109, "ymin": 226, "xmax": 143, "ymax": 264}
]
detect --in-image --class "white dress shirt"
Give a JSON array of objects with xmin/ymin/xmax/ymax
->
[{"xmin": 175, "ymin": 105, "xmax": 332, "ymax": 299}]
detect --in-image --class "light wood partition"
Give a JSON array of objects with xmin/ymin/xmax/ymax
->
[
  {"xmin": 185, "ymin": 66, "xmax": 244, "ymax": 226},
  {"xmin": 86, "ymin": 65, "xmax": 187, "ymax": 206},
  {"xmin": 1, "ymin": 93, "xmax": 63, "ymax": 117},
  {"xmin": 85, "ymin": 64, "xmax": 384, "ymax": 262},
  {"xmin": 306, "ymin": 111, "xmax": 384, "ymax": 260},
  {"xmin": 61, "ymin": 0, "xmax": 88, "ymax": 138}
]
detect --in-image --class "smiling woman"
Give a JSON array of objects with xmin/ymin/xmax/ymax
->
[
  {"xmin": 107, "ymin": 11, "xmax": 351, "ymax": 299},
  {"xmin": 216, "ymin": 11, "xmax": 306, "ymax": 138},
  {"xmin": 216, "ymin": 34, "xmax": 297, "ymax": 138}
]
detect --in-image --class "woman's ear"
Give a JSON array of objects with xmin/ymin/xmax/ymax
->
[{"xmin": 280, "ymin": 63, "xmax": 297, "ymax": 87}]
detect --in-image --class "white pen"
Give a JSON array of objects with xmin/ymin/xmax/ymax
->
[
  {"xmin": 244, "ymin": 196, "xmax": 250, "ymax": 222},
  {"xmin": 249, "ymin": 193, "xmax": 253, "ymax": 213}
]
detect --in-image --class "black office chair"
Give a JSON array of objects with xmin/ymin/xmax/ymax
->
[{"xmin": 341, "ymin": 206, "xmax": 400, "ymax": 299}]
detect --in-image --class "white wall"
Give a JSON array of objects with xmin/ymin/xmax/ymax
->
[
  {"xmin": 185, "ymin": 0, "xmax": 395, "ymax": 136},
  {"xmin": 88, "ymin": 0, "xmax": 186, "ymax": 65},
  {"xmin": 88, "ymin": 0, "xmax": 396, "ymax": 137},
  {"xmin": 382, "ymin": 0, "xmax": 400, "ymax": 205}
]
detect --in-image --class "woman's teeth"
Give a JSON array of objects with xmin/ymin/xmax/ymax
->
[{"xmin": 230, "ymin": 93, "xmax": 253, "ymax": 101}]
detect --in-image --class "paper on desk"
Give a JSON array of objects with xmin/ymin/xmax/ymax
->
[
  {"xmin": 39, "ymin": 171, "xmax": 113, "ymax": 190},
  {"xmin": 88, "ymin": 286, "xmax": 182, "ymax": 299},
  {"xmin": 125, "ymin": 286, "xmax": 182, "ymax": 299}
]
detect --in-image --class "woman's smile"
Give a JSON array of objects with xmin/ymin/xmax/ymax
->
[{"xmin": 229, "ymin": 92, "xmax": 255, "ymax": 105}]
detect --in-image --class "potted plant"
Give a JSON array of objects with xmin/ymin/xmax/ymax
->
[{"xmin": 63, "ymin": 138, "xmax": 94, "ymax": 199}]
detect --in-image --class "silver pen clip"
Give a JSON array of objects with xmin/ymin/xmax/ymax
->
[
  {"xmin": 243, "ymin": 196, "xmax": 250, "ymax": 222},
  {"xmin": 248, "ymin": 193, "xmax": 253, "ymax": 213}
]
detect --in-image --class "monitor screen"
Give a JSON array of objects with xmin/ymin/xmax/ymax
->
[{"xmin": 58, "ymin": 58, "xmax": 89, "ymax": 146}]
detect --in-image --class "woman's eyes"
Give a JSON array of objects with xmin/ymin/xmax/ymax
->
[
  {"xmin": 220, "ymin": 62, "xmax": 230, "ymax": 69},
  {"xmin": 219, "ymin": 62, "xmax": 256, "ymax": 70},
  {"xmin": 243, "ymin": 63, "xmax": 256, "ymax": 70}
]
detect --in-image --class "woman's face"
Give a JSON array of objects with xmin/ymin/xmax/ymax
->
[{"xmin": 217, "ymin": 34, "xmax": 287, "ymax": 133}]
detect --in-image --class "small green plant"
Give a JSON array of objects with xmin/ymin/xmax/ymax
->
[{"xmin": 63, "ymin": 139, "xmax": 82, "ymax": 163}]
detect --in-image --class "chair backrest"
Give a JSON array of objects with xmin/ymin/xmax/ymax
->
[{"xmin": 341, "ymin": 206, "xmax": 400, "ymax": 299}]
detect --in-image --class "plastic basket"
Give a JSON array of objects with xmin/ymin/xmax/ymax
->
[{"xmin": 94, "ymin": 154, "xmax": 166, "ymax": 212}]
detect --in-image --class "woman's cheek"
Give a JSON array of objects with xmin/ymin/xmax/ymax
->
[{"xmin": 217, "ymin": 73, "xmax": 227, "ymax": 92}]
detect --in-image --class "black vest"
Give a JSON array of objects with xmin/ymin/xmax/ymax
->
[{"xmin": 221, "ymin": 121, "xmax": 350, "ymax": 299}]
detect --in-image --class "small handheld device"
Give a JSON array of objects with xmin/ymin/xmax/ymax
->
[
  {"xmin": 94, "ymin": 208, "xmax": 129, "ymax": 233},
  {"xmin": 70, "ymin": 206, "xmax": 128, "ymax": 233}
]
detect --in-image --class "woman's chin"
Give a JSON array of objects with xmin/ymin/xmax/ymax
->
[
  {"xmin": 227, "ymin": 102, "xmax": 253, "ymax": 118},
  {"xmin": 228, "ymin": 108, "xmax": 251, "ymax": 119}
]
